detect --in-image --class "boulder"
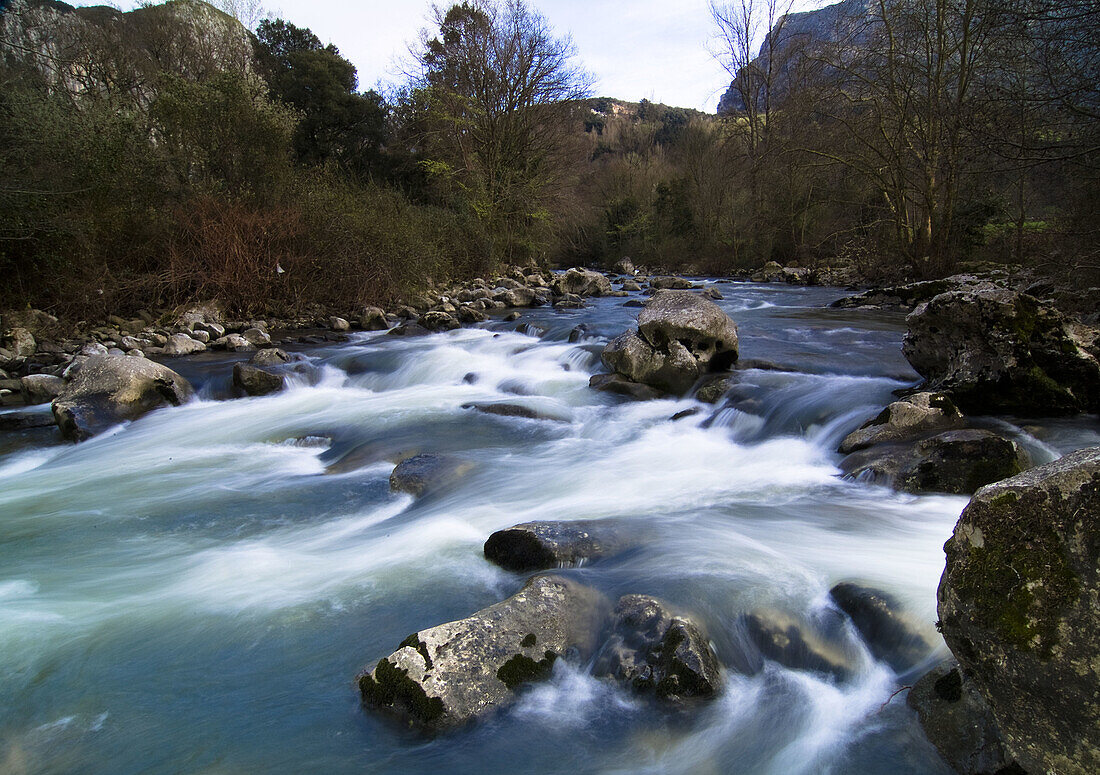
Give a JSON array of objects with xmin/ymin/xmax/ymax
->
[
  {"xmin": 937, "ymin": 446, "xmax": 1100, "ymax": 775},
  {"xmin": 838, "ymin": 393, "xmax": 964, "ymax": 454},
  {"xmin": 908, "ymin": 660, "xmax": 1020, "ymax": 775},
  {"xmin": 360, "ymin": 306, "xmax": 389, "ymax": 331},
  {"xmin": 51, "ymin": 355, "xmax": 194, "ymax": 441},
  {"xmin": 163, "ymin": 333, "xmax": 206, "ymax": 356},
  {"xmin": 839, "ymin": 429, "xmax": 1027, "ymax": 495},
  {"xmin": 551, "ymin": 268, "xmax": 612, "ymax": 297},
  {"xmin": 649, "ymin": 276, "xmax": 695, "ymax": 290},
  {"xmin": 20, "ymin": 374, "xmax": 64, "ymax": 405},
  {"xmin": 4, "ymin": 327, "xmax": 36, "ymax": 358},
  {"xmin": 588, "ymin": 374, "xmax": 662, "ymax": 401},
  {"xmin": 621, "ymin": 280, "xmax": 642, "ymax": 292},
  {"xmin": 553, "ymin": 293, "xmax": 585, "ymax": 309},
  {"xmin": 420, "ymin": 311, "xmax": 461, "ymax": 332},
  {"xmin": 484, "ymin": 520, "xmax": 625, "ymax": 572},
  {"xmin": 593, "ymin": 595, "xmax": 722, "ymax": 701},
  {"xmin": 387, "ymin": 323, "xmax": 431, "ymax": 338},
  {"xmin": 215, "ymin": 334, "xmax": 255, "ymax": 352},
  {"xmin": 329, "ymin": 316, "xmax": 350, "ymax": 332},
  {"xmin": 233, "ymin": 349, "xmax": 291, "ymax": 397},
  {"xmin": 903, "ymin": 289, "xmax": 1100, "ymax": 415},
  {"xmin": 389, "ymin": 454, "xmax": 472, "ymax": 496},
  {"xmin": 751, "ymin": 261, "xmax": 785, "ymax": 282},
  {"xmin": 828, "ymin": 583, "xmax": 932, "ymax": 672},
  {"xmin": 357, "ymin": 575, "xmax": 610, "ymax": 729},
  {"xmin": 0, "ymin": 409, "xmax": 56, "ymax": 431},
  {"xmin": 601, "ymin": 291, "xmax": 739, "ymax": 395},
  {"xmin": 613, "ymin": 257, "xmax": 636, "ymax": 275},
  {"xmin": 240, "ymin": 327, "xmax": 272, "ymax": 347}
]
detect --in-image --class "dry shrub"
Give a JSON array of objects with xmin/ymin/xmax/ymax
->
[{"xmin": 166, "ymin": 196, "xmax": 303, "ymax": 315}]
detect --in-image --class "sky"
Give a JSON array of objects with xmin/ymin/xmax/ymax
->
[{"xmin": 67, "ymin": 0, "xmax": 831, "ymax": 113}]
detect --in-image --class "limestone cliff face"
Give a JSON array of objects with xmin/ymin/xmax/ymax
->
[
  {"xmin": 717, "ymin": 0, "xmax": 871, "ymax": 115},
  {"xmin": 0, "ymin": 0, "xmax": 255, "ymax": 106}
]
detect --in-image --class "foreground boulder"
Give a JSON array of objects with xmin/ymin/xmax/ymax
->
[
  {"xmin": 903, "ymin": 288, "xmax": 1100, "ymax": 415},
  {"xmin": 602, "ymin": 291, "xmax": 739, "ymax": 394},
  {"xmin": 484, "ymin": 520, "xmax": 627, "ymax": 572},
  {"xmin": 593, "ymin": 595, "xmax": 722, "ymax": 701},
  {"xmin": 837, "ymin": 393, "xmax": 963, "ymax": 454},
  {"xmin": 839, "ymin": 429, "xmax": 1026, "ymax": 495},
  {"xmin": 908, "ymin": 660, "xmax": 1020, "ymax": 775},
  {"xmin": 357, "ymin": 575, "xmax": 609, "ymax": 729},
  {"xmin": 829, "ymin": 583, "xmax": 932, "ymax": 672},
  {"xmin": 551, "ymin": 268, "xmax": 612, "ymax": 297},
  {"xmin": 938, "ymin": 446, "xmax": 1100, "ymax": 775},
  {"xmin": 52, "ymin": 355, "xmax": 194, "ymax": 441}
]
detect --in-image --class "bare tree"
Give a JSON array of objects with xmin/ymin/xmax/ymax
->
[{"xmin": 409, "ymin": 0, "xmax": 590, "ymax": 261}]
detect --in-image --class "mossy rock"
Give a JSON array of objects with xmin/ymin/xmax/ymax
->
[{"xmin": 938, "ymin": 446, "xmax": 1100, "ymax": 775}]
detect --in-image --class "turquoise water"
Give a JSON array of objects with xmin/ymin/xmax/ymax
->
[{"xmin": 1, "ymin": 282, "xmax": 1094, "ymax": 774}]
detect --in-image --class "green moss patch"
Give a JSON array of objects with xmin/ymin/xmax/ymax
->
[
  {"xmin": 496, "ymin": 650, "xmax": 558, "ymax": 689},
  {"xmin": 359, "ymin": 658, "xmax": 445, "ymax": 724}
]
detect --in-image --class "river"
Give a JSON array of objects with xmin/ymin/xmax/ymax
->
[{"xmin": 1, "ymin": 281, "xmax": 1096, "ymax": 774}]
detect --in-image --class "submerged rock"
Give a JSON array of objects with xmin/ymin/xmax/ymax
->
[
  {"xmin": 837, "ymin": 392, "xmax": 963, "ymax": 454},
  {"xmin": 829, "ymin": 583, "xmax": 933, "ymax": 672},
  {"xmin": 594, "ymin": 595, "xmax": 722, "ymax": 701},
  {"xmin": 52, "ymin": 355, "xmax": 194, "ymax": 441},
  {"xmin": 357, "ymin": 575, "xmax": 609, "ymax": 729},
  {"xmin": 601, "ymin": 291, "xmax": 739, "ymax": 395},
  {"xmin": 460, "ymin": 402, "xmax": 561, "ymax": 421},
  {"xmin": 938, "ymin": 446, "xmax": 1100, "ymax": 775},
  {"xmin": 903, "ymin": 288, "xmax": 1100, "ymax": 415},
  {"xmin": 484, "ymin": 520, "xmax": 626, "ymax": 572},
  {"xmin": 839, "ymin": 429, "xmax": 1026, "ymax": 495},
  {"xmin": 908, "ymin": 660, "xmax": 1021, "ymax": 775},
  {"xmin": 742, "ymin": 610, "xmax": 854, "ymax": 680},
  {"xmin": 389, "ymin": 454, "xmax": 472, "ymax": 497},
  {"xmin": 588, "ymin": 373, "xmax": 663, "ymax": 401}
]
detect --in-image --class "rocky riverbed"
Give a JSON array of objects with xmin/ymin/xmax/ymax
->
[{"xmin": 1, "ymin": 270, "xmax": 1097, "ymax": 774}]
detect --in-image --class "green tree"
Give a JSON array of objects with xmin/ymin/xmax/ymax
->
[{"xmin": 254, "ymin": 18, "xmax": 387, "ymax": 178}]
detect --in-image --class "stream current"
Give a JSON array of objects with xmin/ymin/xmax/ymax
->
[{"xmin": 1, "ymin": 281, "xmax": 1097, "ymax": 775}]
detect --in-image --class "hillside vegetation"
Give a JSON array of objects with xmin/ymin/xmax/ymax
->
[{"xmin": 1, "ymin": 0, "xmax": 1097, "ymax": 322}]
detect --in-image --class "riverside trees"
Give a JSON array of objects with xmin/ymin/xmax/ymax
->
[{"xmin": 405, "ymin": 0, "xmax": 590, "ymax": 263}]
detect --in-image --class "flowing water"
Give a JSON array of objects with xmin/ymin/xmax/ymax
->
[{"xmin": 1, "ymin": 281, "xmax": 1096, "ymax": 775}]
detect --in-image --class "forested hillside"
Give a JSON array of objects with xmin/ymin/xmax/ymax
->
[{"xmin": 1, "ymin": 0, "xmax": 1097, "ymax": 322}]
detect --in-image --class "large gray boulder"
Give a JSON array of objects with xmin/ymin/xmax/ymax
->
[
  {"xmin": 20, "ymin": 374, "xmax": 64, "ymax": 406},
  {"xmin": 938, "ymin": 446, "xmax": 1100, "ymax": 775},
  {"xmin": 837, "ymin": 392, "xmax": 963, "ymax": 454},
  {"xmin": 357, "ymin": 575, "xmax": 610, "ymax": 729},
  {"xmin": 52, "ymin": 355, "xmax": 194, "ymax": 441},
  {"xmin": 484, "ymin": 520, "xmax": 627, "ymax": 572},
  {"xmin": 903, "ymin": 288, "xmax": 1100, "ymax": 415},
  {"xmin": 551, "ymin": 268, "xmax": 612, "ymax": 297},
  {"xmin": 840, "ymin": 429, "xmax": 1026, "ymax": 495},
  {"xmin": 602, "ymin": 291, "xmax": 739, "ymax": 395},
  {"xmin": 594, "ymin": 595, "xmax": 722, "ymax": 701},
  {"xmin": 908, "ymin": 660, "xmax": 1020, "ymax": 775}
]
